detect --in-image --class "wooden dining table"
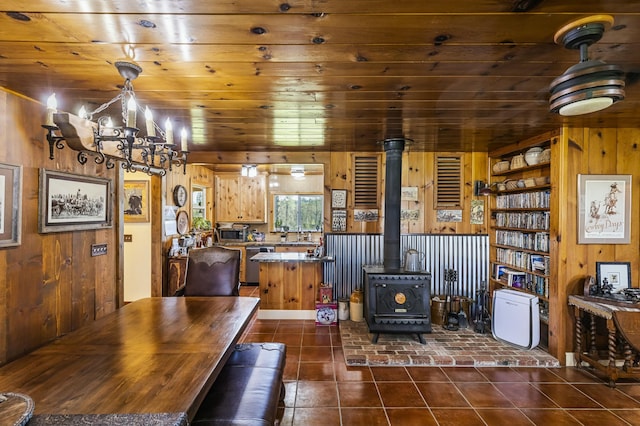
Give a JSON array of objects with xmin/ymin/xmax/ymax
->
[{"xmin": 0, "ymin": 296, "xmax": 259, "ymax": 422}]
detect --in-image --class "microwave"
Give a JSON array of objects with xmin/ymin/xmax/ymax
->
[{"xmin": 217, "ymin": 226, "xmax": 248, "ymax": 243}]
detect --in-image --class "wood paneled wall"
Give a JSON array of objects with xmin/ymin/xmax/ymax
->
[
  {"xmin": 325, "ymin": 151, "xmax": 489, "ymax": 234},
  {"xmin": 554, "ymin": 126, "xmax": 640, "ymax": 359},
  {"xmin": 0, "ymin": 90, "xmax": 120, "ymax": 364},
  {"xmin": 5, "ymin": 86, "xmax": 637, "ymax": 366}
]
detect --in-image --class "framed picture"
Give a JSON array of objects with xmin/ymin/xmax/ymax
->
[
  {"xmin": 124, "ymin": 180, "xmax": 150, "ymax": 223},
  {"xmin": 353, "ymin": 209, "xmax": 378, "ymax": 222},
  {"xmin": 0, "ymin": 163, "xmax": 22, "ymax": 247},
  {"xmin": 401, "ymin": 186, "xmax": 418, "ymax": 201},
  {"xmin": 331, "ymin": 210, "xmax": 347, "ymax": 232},
  {"xmin": 596, "ymin": 262, "xmax": 631, "ymax": 294},
  {"xmin": 38, "ymin": 169, "xmax": 112, "ymax": 233},
  {"xmin": 331, "ymin": 189, "xmax": 347, "ymax": 209},
  {"xmin": 578, "ymin": 174, "xmax": 631, "ymax": 244}
]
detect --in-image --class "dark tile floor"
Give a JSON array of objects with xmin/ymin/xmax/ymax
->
[{"xmin": 239, "ymin": 286, "xmax": 640, "ymax": 425}]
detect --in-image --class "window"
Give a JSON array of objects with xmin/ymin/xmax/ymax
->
[
  {"xmin": 273, "ymin": 194, "xmax": 323, "ymax": 232},
  {"xmin": 192, "ymin": 186, "xmax": 206, "ymax": 220}
]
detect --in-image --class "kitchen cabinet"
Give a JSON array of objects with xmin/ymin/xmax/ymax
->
[
  {"xmin": 224, "ymin": 245, "xmax": 247, "ymax": 283},
  {"xmin": 215, "ymin": 174, "xmax": 266, "ymax": 223},
  {"xmin": 488, "ymin": 132, "xmax": 556, "ymax": 351},
  {"xmin": 253, "ymin": 253, "xmax": 326, "ymax": 310}
]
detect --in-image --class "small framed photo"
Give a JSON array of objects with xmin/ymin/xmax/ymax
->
[
  {"xmin": 331, "ymin": 189, "xmax": 347, "ymax": 209},
  {"xmin": 331, "ymin": 210, "xmax": 347, "ymax": 232},
  {"xmin": 596, "ymin": 261, "xmax": 631, "ymax": 294},
  {"xmin": 401, "ymin": 186, "xmax": 418, "ymax": 201},
  {"xmin": 38, "ymin": 169, "xmax": 112, "ymax": 233},
  {"xmin": 124, "ymin": 180, "xmax": 150, "ymax": 223},
  {"xmin": 0, "ymin": 162, "xmax": 22, "ymax": 247}
]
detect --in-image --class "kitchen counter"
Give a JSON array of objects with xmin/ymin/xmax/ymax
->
[
  {"xmin": 217, "ymin": 241, "xmax": 318, "ymax": 247},
  {"xmin": 251, "ymin": 252, "xmax": 330, "ymax": 314},
  {"xmin": 250, "ymin": 252, "xmax": 334, "ymax": 263}
]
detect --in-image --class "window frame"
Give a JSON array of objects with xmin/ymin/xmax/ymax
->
[{"xmin": 272, "ymin": 193, "xmax": 324, "ymax": 233}]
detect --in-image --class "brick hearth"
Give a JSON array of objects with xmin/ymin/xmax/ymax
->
[{"xmin": 340, "ymin": 320, "xmax": 560, "ymax": 367}]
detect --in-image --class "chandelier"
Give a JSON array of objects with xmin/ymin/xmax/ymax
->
[{"xmin": 42, "ymin": 61, "xmax": 188, "ymax": 176}]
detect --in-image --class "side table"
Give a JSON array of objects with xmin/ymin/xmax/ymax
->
[{"xmin": 568, "ymin": 295, "xmax": 640, "ymax": 387}]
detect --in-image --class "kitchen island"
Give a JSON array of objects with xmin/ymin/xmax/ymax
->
[{"xmin": 251, "ymin": 252, "xmax": 334, "ymax": 319}]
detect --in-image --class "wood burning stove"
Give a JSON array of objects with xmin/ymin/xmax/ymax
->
[
  {"xmin": 363, "ymin": 266, "xmax": 431, "ymax": 343},
  {"xmin": 362, "ymin": 138, "xmax": 432, "ymax": 344}
]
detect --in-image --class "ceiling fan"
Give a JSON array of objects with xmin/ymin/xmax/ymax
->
[{"xmin": 549, "ymin": 15, "xmax": 625, "ymax": 116}]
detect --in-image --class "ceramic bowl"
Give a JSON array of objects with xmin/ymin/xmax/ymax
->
[{"xmin": 524, "ymin": 147, "xmax": 543, "ymax": 166}]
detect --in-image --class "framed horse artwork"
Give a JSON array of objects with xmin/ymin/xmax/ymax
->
[
  {"xmin": 124, "ymin": 180, "xmax": 150, "ymax": 223},
  {"xmin": 578, "ymin": 174, "xmax": 631, "ymax": 244}
]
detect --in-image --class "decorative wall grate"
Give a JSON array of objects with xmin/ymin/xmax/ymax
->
[
  {"xmin": 353, "ymin": 155, "xmax": 380, "ymax": 207},
  {"xmin": 435, "ymin": 155, "xmax": 462, "ymax": 207}
]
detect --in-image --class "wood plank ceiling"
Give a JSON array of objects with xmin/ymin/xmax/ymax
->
[{"xmin": 0, "ymin": 1, "xmax": 639, "ymax": 158}]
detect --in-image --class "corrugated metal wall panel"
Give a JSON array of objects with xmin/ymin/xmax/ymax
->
[{"xmin": 324, "ymin": 233, "xmax": 488, "ymax": 301}]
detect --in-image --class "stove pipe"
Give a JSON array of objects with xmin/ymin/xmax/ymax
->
[{"xmin": 382, "ymin": 138, "xmax": 405, "ymax": 270}]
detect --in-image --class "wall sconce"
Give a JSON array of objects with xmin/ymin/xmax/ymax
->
[
  {"xmin": 241, "ymin": 164, "xmax": 257, "ymax": 177},
  {"xmin": 474, "ymin": 180, "xmax": 494, "ymax": 196},
  {"xmin": 42, "ymin": 61, "xmax": 189, "ymax": 176}
]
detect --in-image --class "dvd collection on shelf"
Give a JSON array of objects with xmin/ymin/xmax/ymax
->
[
  {"xmin": 495, "ymin": 190, "xmax": 550, "ymax": 209},
  {"xmin": 495, "ymin": 230, "xmax": 549, "ymax": 252},
  {"xmin": 494, "ymin": 211, "xmax": 550, "ymax": 230}
]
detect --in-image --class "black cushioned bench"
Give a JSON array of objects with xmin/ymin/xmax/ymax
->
[{"xmin": 192, "ymin": 342, "xmax": 286, "ymax": 426}]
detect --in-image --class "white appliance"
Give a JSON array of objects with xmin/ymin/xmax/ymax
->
[{"xmin": 492, "ymin": 289, "xmax": 540, "ymax": 350}]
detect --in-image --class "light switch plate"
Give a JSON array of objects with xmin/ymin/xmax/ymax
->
[
  {"xmin": 124, "ymin": 234, "xmax": 132, "ymax": 242},
  {"xmin": 91, "ymin": 243, "xmax": 107, "ymax": 256}
]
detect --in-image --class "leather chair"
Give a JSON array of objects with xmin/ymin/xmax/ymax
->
[{"xmin": 175, "ymin": 246, "xmax": 241, "ymax": 296}]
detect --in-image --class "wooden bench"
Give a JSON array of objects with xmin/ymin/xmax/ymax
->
[{"xmin": 192, "ymin": 342, "xmax": 286, "ymax": 426}]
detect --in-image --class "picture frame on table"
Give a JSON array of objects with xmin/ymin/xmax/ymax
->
[
  {"xmin": 578, "ymin": 174, "xmax": 631, "ymax": 244},
  {"xmin": 331, "ymin": 189, "xmax": 347, "ymax": 209},
  {"xmin": 596, "ymin": 261, "xmax": 631, "ymax": 294},
  {"xmin": 38, "ymin": 169, "xmax": 112, "ymax": 233},
  {"xmin": 0, "ymin": 163, "xmax": 22, "ymax": 247},
  {"xmin": 124, "ymin": 180, "xmax": 150, "ymax": 223}
]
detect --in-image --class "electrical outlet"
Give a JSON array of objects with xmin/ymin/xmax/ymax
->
[{"xmin": 91, "ymin": 243, "xmax": 107, "ymax": 257}]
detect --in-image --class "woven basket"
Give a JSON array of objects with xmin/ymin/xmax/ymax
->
[
  {"xmin": 492, "ymin": 160, "xmax": 510, "ymax": 173},
  {"xmin": 539, "ymin": 148, "xmax": 551, "ymax": 163},
  {"xmin": 510, "ymin": 154, "xmax": 525, "ymax": 169},
  {"xmin": 534, "ymin": 176, "xmax": 547, "ymax": 186}
]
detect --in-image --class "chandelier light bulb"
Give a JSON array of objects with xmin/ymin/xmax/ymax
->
[
  {"xmin": 126, "ymin": 97, "xmax": 137, "ymax": 128},
  {"xmin": 46, "ymin": 93, "xmax": 57, "ymax": 126},
  {"xmin": 165, "ymin": 118, "xmax": 173, "ymax": 145},
  {"xmin": 180, "ymin": 128, "xmax": 188, "ymax": 152},
  {"xmin": 78, "ymin": 105, "xmax": 87, "ymax": 119},
  {"xmin": 145, "ymin": 107, "xmax": 155, "ymax": 137}
]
